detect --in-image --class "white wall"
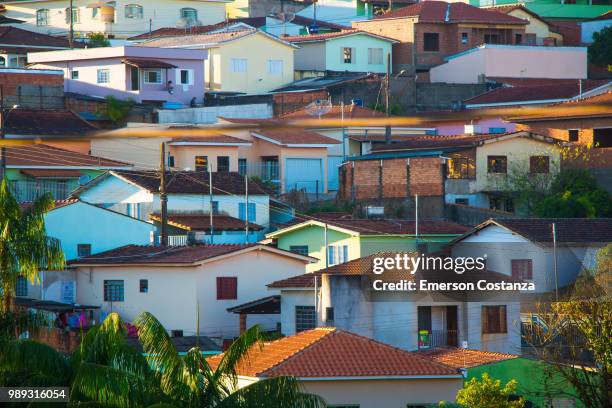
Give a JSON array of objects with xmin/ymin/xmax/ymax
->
[
  {"xmin": 279, "ymin": 289, "xmax": 315, "ymax": 336},
  {"xmin": 157, "ymin": 104, "xmax": 273, "ymax": 124}
]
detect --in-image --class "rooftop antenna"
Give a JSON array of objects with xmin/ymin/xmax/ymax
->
[{"xmin": 305, "ymin": 99, "xmax": 332, "ymax": 119}]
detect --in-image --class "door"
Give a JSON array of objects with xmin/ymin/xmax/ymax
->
[
  {"xmin": 327, "ymin": 156, "xmax": 343, "ymax": 191},
  {"xmin": 285, "ymin": 158, "xmax": 323, "ymax": 194},
  {"xmin": 130, "ymin": 67, "xmax": 140, "ymax": 91},
  {"xmin": 446, "ymin": 305, "xmax": 458, "ymax": 347}
]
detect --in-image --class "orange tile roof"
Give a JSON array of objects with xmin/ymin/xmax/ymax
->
[
  {"xmin": 6, "ymin": 144, "xmax": 130, "ymax": 168},
  {"xmin": 279, "ymin": 104, "xmax": 387, "ymax": 120},
  {"xmin": 418, "ymin": 347, "xmax": 517, "ymax": 369},
  {"xmin": 252, "ymin": 129, "xmax": 341, "ymax": 145},
  {"xmin": 206, "ymin": 328, "xmax": 460, "ymax": 378},
  {"xmin": 139, "ymin": 30, "xmax": 256, "ymax": 47},
  {"xmin": 283, "ymin": 29, "xmax": 397, "ymax": 44}
]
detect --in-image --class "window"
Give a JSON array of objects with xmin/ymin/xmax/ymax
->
[
  {"xmin": 511, "ymin": 259, "xmax": 533, "ymax": 282},
  {"xmin": 97, "ymin": 69, "xmax": 110, "ymax": 84},
  {"xmin": 238, "ymin": 158, "xmax": 247, "ymax": 176},
  {"xmin": 71, "ymin": 70, "xmax": 79, "ymax": 80},
  {"xmin": 488, "ymin": 127, "xmax": 506, "ymax": 134},
  {"xmin": 168, "ymin": 155, "xmax": 175, "ymax": 168},
  {"xmin": 125, "ymin": 4, "xmax": 143, "ymax": 19},
  {"xmin": 593, "ymin": 128, "xmax": 612, "ymax": 148},
  {"xmin": 230, "ymin": 58, "xmax": 247, "ymax": 73},
  {"xmin": 489, "ymin": 197, "xmax": 513, "ymax": 212},
  {"xmin": 104, "ymin": 280, "xmax": 124, "ymax": 302},
  {"xmin": 455, "ymin": 198, "xmax": 469, "ymax": 205},
  {"xmin": 325, "ymin": 307, "xmax": 334, "ymax": 323},
  {"xmin": 77, "ymin": 244, "xmax": 92, "ymax": 258},
  {"xmin": 423, "ymin": 33, "xmax": 439, "ymax": 51},
  {"xmin": 368, "ymin": 47, "xmax": 383, "ymax": 65},
  {"xmin": 487, "ymin": 156, "xmax": 507, "ymax": 174},
  {"xmin": 484, "ymin": 34, "xmax": 499, "ymax": 44},
  {"xmin": 515, "ymin": 33, "xmax": 523, "ymax": 44},
  {"xmin": 447, "ymin": 156, "xmax": 475, "ymax": 179},
  {"xmin": 178, "ymin": 69, "xmax": 192, "ymax": 85},
  {"xmin": 217, "ymin": 156, "xmax": 230, "ymax": 172},
  {"xmin": 0, "ymin": 57, "xmax": 5, "ymax": 68},
  {"xmin": 139, "ymin": 279, "xmax": 148, "ymax": 293},
  {"xmin": 461, "ymin": 32, "xmax": 468, "ymax": 44},
  {"xmin": 482, "ymin": 305, "xmax": 507, "ymax": 334},
  {"xmin": 289, "ymin": 245, "xmax": 309, "ymax": 256},
  {"xmin": 16, "ymin": 276, "xmax": 27, "ymax": 297},
  {"xmin": 295, "ymin": 305, "xmax": 316, "ymax": 332},
  {"xmin": 65, "ymin": 7, "xmax": 80, "ymax": 24},
  {"xmin": 216, "ymin": 277, "xmax": 237, "ymax": 300},
  {"xmin": 195, "ymin": 156, "xmax": 208, "ymax": 171},
  {"xmin": 238, "ymin": 202, "xmax": 256, "ymax": 222},
  {"xmin": 267, "ymin": 59, "xmax": 283, "ymax": 75},
  {"xmin": 342, "ymin": 47, "xmax": 354, "ymax": 64},
  {"xmin": 144, "ymin": 69, "xmax": 162, "ymax": 84},
  {"xmin": 568, "ymin": 129, "xmax": 579, "ymax": 142},
  {"xmin": 36, "ymin": 9, "xmax": 50, "ymax": 26},
  {"xmin": 530, "ymin": 156, "xmax": 549, "ymax": 174},
  {"xmin": 181, "ymin": 7, "xmax": 198, "ymax": 21},
  {"xmin": 211, "ymin": 201, "xmax": 219, "ymax": 215},
  {"xmin": 328, "ymin": 244, "xmax": 348, "ymax": 265}
]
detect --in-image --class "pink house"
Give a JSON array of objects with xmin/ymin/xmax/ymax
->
[{"xmin": 28, "ymin": 46, "xmax": 207, "ymax": 107}]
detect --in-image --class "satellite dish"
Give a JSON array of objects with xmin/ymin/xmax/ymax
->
[{"xmin": 305, "ymin": 99, "xmax": 332, "ymax": 119}]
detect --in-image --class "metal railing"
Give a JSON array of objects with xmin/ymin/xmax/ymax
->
[
  {"xmin": 418, "ymin": 329, "xmax": 460, "ymax": 350},
  {"xmin": 240, "ymin": 161, "xmax": 281, "ymax": 192},
  {"xmin": 9, "ymin": 180, "xmax": 80, "ymax": 202}
]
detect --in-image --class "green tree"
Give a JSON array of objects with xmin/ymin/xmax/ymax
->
[
  {"xmin": 455, "ymin": 373, "xmax": 524, "ymax": 408},
  {"xmin": 588, "ymin": 26, "xmax": 612, "ymax": 67},
  {"xmin": 87, "ymin": 32, "xmax": 111, "ymax": 48},
  {"xmin": 0, "ymin": 179, "xmax": 64, "ymax": 312},
  {"xmin": 100, "ymin": 96, "xmax": 135, "ymax": 127},
  {"xmin": 0, "ymin": 312, "xmax": 325, "ymax": 408}
]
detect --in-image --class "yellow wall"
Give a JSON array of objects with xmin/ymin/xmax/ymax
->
[
  {"xmin": 169, "ymin": 145, "xmax": 240, "ymax": 172},
  {"xmin": 226, "ymin": 0, "xmax": 250, "ymax": 18},
  {"xmin": 508, "ymin": 9, "xmax": 563, "ymax": 45},
  {"xmin": 216, "ymin": 32, "xmax": 295, "ymax": 94},
  {"xmin": 476, "ymin": 136, "xmax": 561, "ymax": 192}
]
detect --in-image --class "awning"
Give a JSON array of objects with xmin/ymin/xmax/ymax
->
[
  {"xmin": 20, "ymin": 169, "xmax": 83, "ymax": 179},
  {"xmin": 122, "ymin": 58, "xmax": 177, "ymax": 69},
  {"xmin": 15, "ymin": 298, "xmax": 99, "ymax": 313},
  {"xmin": 227, "ymin": 295, "xmax": 280, "ymax": 314}
]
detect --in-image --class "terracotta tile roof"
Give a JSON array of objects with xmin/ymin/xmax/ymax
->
[
  {"xmin": 491, "ymin": 218, "xmax": 612, "ymax": 244},
  {"xmin": 169, "ymin": 134, "xmax": 251, "ymax": 144},
  {"xmin": 69, "ymin": 244, "xmax": 259, "ymax": 265},
  {"xmin": 127, "ymin": 18, "xmax": 267, "ymax": 41},
  {"xmin": 283, "ymin": 29, "xmax": 397, "ymax": 43},
  {"xmin": 418, "ymin": 347, "xmax": 517, "ymax": 369},
  {"xmin": 19, "ymin": 199, "xmax": 78, "ymax": 212},
  {"xmin": 149, "ymin": 213, "xmax": 263, "ymax": 231},
  {"xmin": 376, "ymin": 1, "xmax": 527, "ymax": 24},
  {"xmin": 6, "ymin": 144, "xmax": 129, "ymax": 168},
  {"xmin": 285, "ymin": 15, "xmax": 348, "ymax": 30},
  {"xmin": 279, "ymin": 104, "xmax": 387, "ymax": 120},
  {"xmin": 486, "ymin": 77, "xmax": 598, "ymax": 88},
  {"xmin": 370, "ymin": 133, "xmax": 503, "ymax": 151},
  {"xmin": 0, "ymin": 26, "xmax": 78, "ymax": 49},
  {"xmin": 206, "ymin": 327, "xmax": 460, "ymax": 378},
  {"xmin": 484, "ymin": 4, "xmax": 544, "ymax": 21},
  {"xmin": 464, "ymin": 81, "xmax": 610, "ymax": 106},
  {"xmin": 268, "ymin": 251, "xmax": 522, "ymax": 289},
  {"xmin": 110, "ymin": 170, "xmax": 270, "ymax": 195},
  {"xmin": 591, "ymin": 10, "xmax": 612, "ymax": 21},
  {"xmin": 554, "ymin": 90, "xmax": 612, "ymax": 106},
  {"xmin": 20, "ymin": 169, "xmax": 83, "ymax": 178},
  {"xmin": 140, "ymin": 29, "xmax": 255, "ymax": 47},
  {"xmin": 252, "ymin": 129, "xmax": 341, "ymax": 145},
  {"xmin": 324, "ymin": 218, "xmax": 470, "ymax": 235},
  {"xmin": 507, "ymin": 91, "xmax": 612, "ymax": 121},
  {"xmin": 4, "ymin": 109, "xmax": 98, "ymax": 137}
]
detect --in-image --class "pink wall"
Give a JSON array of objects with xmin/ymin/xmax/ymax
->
[{"xmin": 434, "ymin": 118, "xmax": 515, "ymax": 136}]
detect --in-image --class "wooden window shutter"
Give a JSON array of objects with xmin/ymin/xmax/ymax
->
[
  {"xmin": 216, "ymin": 277, "xmax": 222, "ymax": 299},
  {"xmin": 481, "ymin": 306, "xmax": 488, "ymax": 333},
  {"xmin": 500, "ymin": 306, "xmax": 507, "ymax": 333}
]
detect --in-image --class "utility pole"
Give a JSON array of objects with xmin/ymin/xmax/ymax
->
[
  {"xmin": 341, "ymin": 101, "xmax": 346, "ymax": 161},
  {"xmin": 159, "ymin": 142, "xmax": 168, "ymax": 246},
  {"xmin": 552, "ymin": 223, "xmax": 558, "ymax": 302},
  {"xmin": 384, "ymin": 52, "xmax": 391, "ymax": 144},
  {"xmin": 69, "ymin": 0, "xmax": 74, "ymax": 49},
  {"xmin": 0, "ymin": 85, "xmax": 5, "ymax": 180},
  {"xmin": 244, "ymin": 175, "xmax": 249, "ymax": 242},
  {"xmin": 209, "ymin": 171, "xmax": 214, "ymax": 244}
]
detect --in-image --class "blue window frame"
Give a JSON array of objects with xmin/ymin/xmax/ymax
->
[
  {"xmin": 238, "ymin": 202, "xmax": 256, "ymax": 222},
  {"xmin": 327, "ymin": 245, "xmax": 348, "ymax": 265},
  {"xmin": 488, "ymin": 127, "xmax": 507, "ymax": 134}
]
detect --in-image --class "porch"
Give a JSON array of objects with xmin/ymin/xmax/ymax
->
[{"xmin": 417, "ymin": 305, "xmax": 460, "ymax": 350}]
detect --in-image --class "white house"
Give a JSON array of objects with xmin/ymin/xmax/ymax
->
[
  {"xmin": 450, "ymin": 218, "xmax": 612, "ymax": 297},
  {"xmin": 206, "ymin": 327, "xmax": 463, "ymax": 408},
  {"xmin": 268, "ymin": 252, "xmax": 524, "ymax": 355},
  {"xmin": 73, "ymin": 170, "xmax": 272, "ymax": 242},
  {"xmin": 70, "ymin": 244, "xmax": 316, "ymax": 341},
  {"xmin": 17, "ymin": 199, "xmax": 155, "ymax": 304},
  {"xmin": 1, "ymin": 0, "xmax": 229, "ymax": 39}
]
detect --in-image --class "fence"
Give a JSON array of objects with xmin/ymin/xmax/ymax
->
[
  {"xmin": 9, "ymin": 180, "xmax": 80, "ymax": 202},
  {"xmin": 240, "ymin": 161, "xmax": 280, "ymax": 193}
]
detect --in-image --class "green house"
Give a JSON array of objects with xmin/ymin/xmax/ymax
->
[
  {"xmin": 473, "ymin": 0, "xmax": 612, "ymax": 20},
  {"xmin": 265, "ymin": 218, "xmax": 469, "ymax": 272}
]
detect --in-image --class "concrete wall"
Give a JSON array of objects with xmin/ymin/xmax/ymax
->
[
  {"xmin": 0, "ymin": 69, "xmax": 65, "ymax": 109},
  {"xmin": 279, "ymin": 288, "xmax": 315, "ymax": 336},
  {"xmin": 325, "ymin": 34, "xmax": 393, "ymax": 74},
  {"xmin": 293, "ymin": 42, "xmax": 327, "ymax": 73},
  {"xmin": 157, "ymin": 104, "xmax": 273, "ymax": 124}
]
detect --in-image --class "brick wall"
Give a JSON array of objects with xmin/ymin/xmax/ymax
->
[
  {"xmin": 409, "ymin": 156, "xmax": 444, "ymax": 196},
  {"xmin": 353, "ymin": 17, "xmax": 415, "ymax": 72},
  {"xmin": 382, "ymin": 158, "xmax": 408, "ymax": 197},
  {"xmin": 32, "ymin": 328, "xmax": 81, "ymax": 354},
  {"xmin": 273, "ymin": 90, "xmax": 328, "ymax": 116},
  {"xmin": 0, "ymin": 70, "xmax": 65, "ymax": 109}
]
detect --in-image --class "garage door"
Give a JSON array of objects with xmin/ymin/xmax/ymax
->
[
  {"xmin": 285, "ymin": 158, "xmax": 323, "ymax": 193},
  {"xmin": 327, "ymin": 156, "xmax": 343, "ymax": 191}
]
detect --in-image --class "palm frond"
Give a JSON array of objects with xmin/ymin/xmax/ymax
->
[
  {"xmin": 0, "ymin": 339, "xmax": 71, "ymax": 384},
  {"xmin": 217, "ymin": 376, "xmax": 327, "ymax": 408},
  {"xmin": 214, "ymin": 325, "xmax": 262, "ymax": 383}
]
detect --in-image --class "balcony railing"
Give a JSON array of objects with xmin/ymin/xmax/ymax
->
[
  {"xmin": 418, "ymin": 329, "xmax": 459, "ymax": 350},
  {"xmin": 240, "ymin": 161, "xmax": 280, "ymax": 192},
  {"xmin": 9, "ymin": 180, "xmax": 80, "ymax": 202}
]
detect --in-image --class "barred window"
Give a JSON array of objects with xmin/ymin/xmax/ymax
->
[
  {"xmin": 104, "ymin": 280, "xmax": 124, "ymax": 302},
  {"xmin": 295, "ymin": 305, "xmax": 316, "ymax": 332},
  {"xmin": 289, "ymin": 245, "xmax": 309, "ymax": 256}
]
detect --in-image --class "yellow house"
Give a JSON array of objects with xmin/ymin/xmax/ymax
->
[
  {"xmin": 139, "ymin": 29, "xmax": 296, "ymax": 94},
  {"xmin": 486, "ymin": 5, "xmax": 564, "ymax": 45}
]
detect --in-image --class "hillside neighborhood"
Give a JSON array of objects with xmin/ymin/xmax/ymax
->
[{"xmin": 0, "ymin": 0, "xmax": 611, "ymax": 407}]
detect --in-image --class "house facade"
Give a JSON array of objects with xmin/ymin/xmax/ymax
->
[
  {"xmin": 285, "ymin": 30, "xmax": 397, "ymax": 78},
  {"xmin": 0, "ymin": 26, "xmax": 74, "ymax": 68},
  {"xmin": 352, "ymin": 1, "xmax": 528, "ymax": 73},
  {"xmin": 267, "ymin": 253, "xmax": 523, "ymax": 354},
  {"xmin": 486, "ymin": 5, "xmax": 564, "ymax": 45},
  {"xmin": 28, "ymin": 46, "xmax": 207, "ymax": 106},
  {"xmin": 265, "ymin": 218, "xmax": 469, "ymax": 272},
  {"xmin": 206, "ymin": 327, "xmax": 464, "ymax": 408},
  {"xmin": 70, "ymin": 244, "xmax": 315, "ymax": 340},
  {"xmin": 1, "ymin": 0, "xmax": 229, "ymax": 39},
  {"xmin": 139, "ymin": 30, "xmax": 296, "ymax": 95}
]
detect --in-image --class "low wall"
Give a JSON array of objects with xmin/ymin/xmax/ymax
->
[{"xmin": 157, "ymin": 103, "xmax": 273, "ymax": 124}]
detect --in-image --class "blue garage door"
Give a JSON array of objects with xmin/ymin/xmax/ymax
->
[
  {"xmin": 327, "ymin": 156, "xmax": 343, "ymax": 191},
  {"xmin": 285, "ymin": 158, "xmax": 323, "ymax": 193}
]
